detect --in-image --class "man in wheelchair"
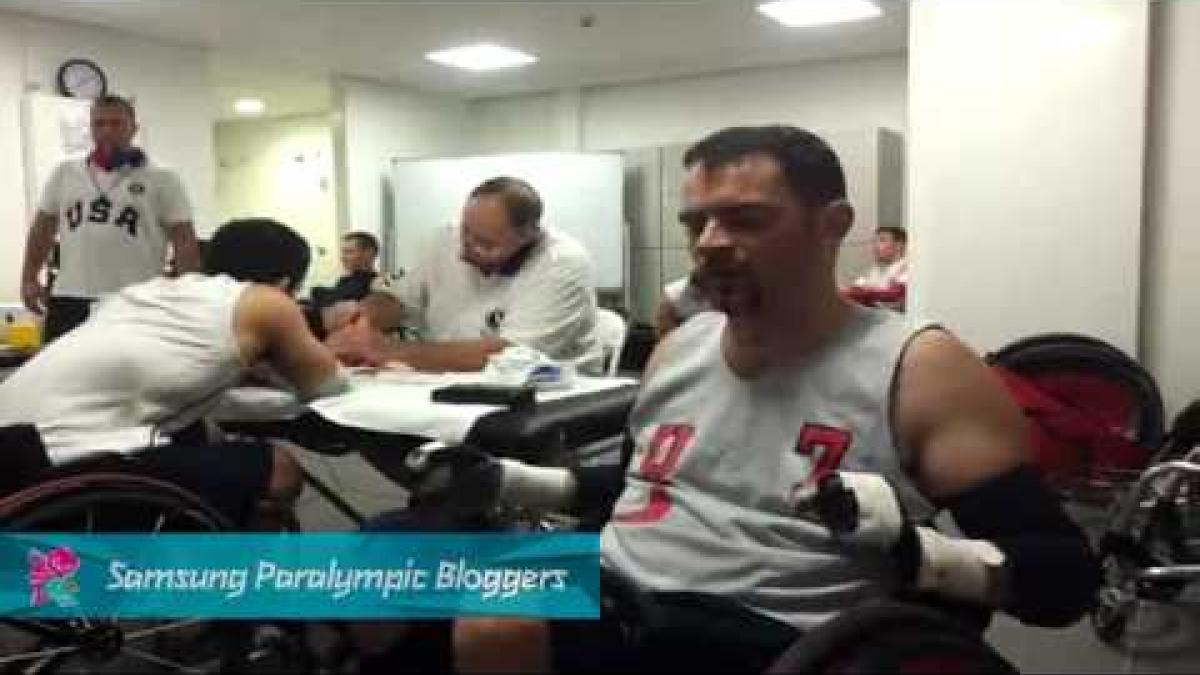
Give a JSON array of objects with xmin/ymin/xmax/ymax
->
[
  {"xmin": 0, "ymin": 218, "xmax": 351, "ymax": 527},
  {"xmin": 353, "ymin": 127, "xmax": 1101, "ymax": 673}
]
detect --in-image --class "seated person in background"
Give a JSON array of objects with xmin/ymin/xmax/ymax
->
[
  {"xmin": 333, "ymin": 231, "xmax": 385, "ymax": 300},
  {"xmin": 654, "ymin": 229, "xmax": 712, "ymax": 340},
  {"xmin": 358, "ymin": 126, "xmax": 1098, "ymax": 672},
  {"xmin": 0, "ymin": 218, "xmax": 349, "ymax": 527},
  {"xmin": 843, "ymin": 225, "xmax": 908, "ymax": 310},
  {"xmin": 308, "ymin": 232, "xmax": 403, "ymax": 336},
  {"xmin": 324, "ymin": 231, "xmax": 399, "ymax": 307},
  {"xmin": 327, "ymin": 176, "xmax": 600, "ymax": 372}
]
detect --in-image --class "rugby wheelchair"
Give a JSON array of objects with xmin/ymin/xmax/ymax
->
[
  {"xmin": 1089, "ymin": 399, "xmax": 1200, "ymax": 644},
  {"xmin": 984, "ymin": 332, "xmax": 1200, "ymax": 644},
  {"xmin": 0, "ymin": 424, "xmax": 315, "ymax": 674}
]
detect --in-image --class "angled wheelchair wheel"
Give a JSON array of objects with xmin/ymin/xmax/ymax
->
[
  {"xmin": 0, "ymin": 472, "xmax": 234, "ymax": 533},
  {"xmin": 989, "ymin": 338, "xmax": 1165, "ymax": 451},
  {"xmin": 0, "ymin": 472, "xmax": 257, "ymax": 674},
  {"xmin": 767, "ymin": 602, "xmax": 1018, "ymax": 674}
]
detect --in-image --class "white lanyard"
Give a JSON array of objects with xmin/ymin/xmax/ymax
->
[{"xmin": 86, "ymin": 164, "xmax": 132, "ymax": 202}]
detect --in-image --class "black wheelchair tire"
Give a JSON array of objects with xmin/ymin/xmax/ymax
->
[{"xmin": 0, "ymin": 474, "xmax": 248, "ymax": 674}]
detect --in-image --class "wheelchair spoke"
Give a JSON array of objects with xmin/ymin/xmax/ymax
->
[
  {"xmin": 4, "ymin": 618, "xmax": 72, "ymax": 642},
  {"xmin": 123, "ymin": 618, "xmax": 207, "ymax": 642},
  {"xmin": 0, "ymin": 643, "xmax": 77, "ymax": 668},
  {"xmin": 152, "ymin": 511, "xmax": 168, "ymax": 534},
  {"xmin": 84, "ymin": 507, "xmax": 95, "ymax": 533},
  {"xmin": 121, "ymin": 645, "xmax": 208, "ymax": 674},
  {"xmin": 24, "ymin": 652, "xmax": 68, "ymax": 675}
]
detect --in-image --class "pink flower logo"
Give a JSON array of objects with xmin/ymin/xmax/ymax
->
[{"xmin": 29, "ymin": 547, "xmax": 81, "ymax": 608}]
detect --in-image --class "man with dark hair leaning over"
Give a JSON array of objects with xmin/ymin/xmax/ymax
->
[
  {"xmin": 348, "ymin": 126, "xmax": 1099, "ymax": 673},
  {"xmin": 0, "ymin": 218, "xmax": 349, "ymax": 527}
]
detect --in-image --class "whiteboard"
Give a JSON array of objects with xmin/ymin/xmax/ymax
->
[
  {"xmin": 21, "ymin": 94, "xmax": 92, "ymax": 212},
  {"xmin": 390, "ymin": 152, "xmax": 625, "ymax": 289}
]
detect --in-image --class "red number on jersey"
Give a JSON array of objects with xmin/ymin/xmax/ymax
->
[
  {"xmin": 613, "ymin": 424, "xmax": 695, "ymax": 524},
  {"xmin": 795, "ymin": 424, "xmax": 853, "ymax": 486}
]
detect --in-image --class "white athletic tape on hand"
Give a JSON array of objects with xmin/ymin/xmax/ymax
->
[
  {"xmin": 914, "ymin": 526, "xmax": 1006, "ymax": 605},
  {"xmin": 497, "ymin": 459, "xmax": 577, "ymax": 511},
  {"xmin": 827, "ymin": 471, "xmax": 907, "ymax": 549}
]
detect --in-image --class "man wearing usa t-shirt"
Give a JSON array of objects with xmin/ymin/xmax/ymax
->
[{"xmin": 20, "ymin": 94, "xmax": 200, "ymax": 342}]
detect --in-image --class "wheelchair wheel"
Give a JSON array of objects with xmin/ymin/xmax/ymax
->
[
  {"xmin": 0, "ymin": 473, "xmax": 262, "ymax": 673},
  {"xmin": 0, "ymin": 472, "xmax": 234, "ymax": 532},
  {"xmin": 768, "ymin": 602, "xmax": 1017, "ymax": 674},
  {"xmin": 988, "ymin": 336, "xmax": 1166, "ymax": 451}
]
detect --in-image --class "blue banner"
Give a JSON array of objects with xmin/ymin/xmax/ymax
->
[{"xmin": 0, "ymin": 533, "xmax": 599, "ymax": 619}]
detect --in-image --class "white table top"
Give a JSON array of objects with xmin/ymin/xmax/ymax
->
[{"xmin": 212, "ymin": 370, "xmax": 639, "ymax": 445}]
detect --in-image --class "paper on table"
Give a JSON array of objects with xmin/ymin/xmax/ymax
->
[
  {"xmin": 212, "ymin": 373, "xmax": 638, "ymax": 443},
  {"xmin": 310, "ymin": 380, "xmax": 500, "ymax": 444}
]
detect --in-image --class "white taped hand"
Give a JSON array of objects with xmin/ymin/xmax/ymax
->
[
  {"xmin": 795, "ymin": 471, "xmax": 907, "ymax": 550},
  {"xmin": 797, "ymin": 471, "xmax": 1008, "ymax": 605},
  {"xmin": 496, "ymin": 459, "xmax": 577, "ymax": 511}
]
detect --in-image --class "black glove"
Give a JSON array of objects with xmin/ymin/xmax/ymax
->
[{"xmin": 407, "ymin": 444, "xmax": 504, "ymax": 520}]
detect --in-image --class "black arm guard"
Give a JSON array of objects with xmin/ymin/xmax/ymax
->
[{"xmin": 942, "ymin": 465, "xmax": 1100, "ymax": 627}]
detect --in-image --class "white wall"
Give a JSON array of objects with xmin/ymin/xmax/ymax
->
[
  {"xmin": 470, "ymin": 92, "xmax": 561, "ymax": 154},
  {"xmin": 0, "ymin": 18, "xmax": 29, "ymax": 306},
  {"xmin": 216, "ymin": 114, "xmax": 340, "ymax": 291},
  {"xmin": 0, "ymin": 10, "xmax": 216, "ymax": 301},
  {"xmin": 1143, "ymin": 1, "xmax": 1200, "ymax": 418},
  {"xmin": 907, "ymin": 0, "xmax": 1149, "ymax": 355},
  {"xmin": 469, "ymin": 55, "xmax": 907, "ymax": 153},
  {"xmin": 469, "ymin": 55, "xmax": 907, "ymax": 316},
  {"xmin": 335, "ymin": 77, "xmax": 470, "ymax": 240}
]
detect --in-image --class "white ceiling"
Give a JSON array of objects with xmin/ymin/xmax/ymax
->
[
  {"xmin": 3, "ymin": 0, "xmax": 908, "ymax": 118},
  {"xmin": 208, "ymin": 54, "xmax": 335, "ymax": 121}
]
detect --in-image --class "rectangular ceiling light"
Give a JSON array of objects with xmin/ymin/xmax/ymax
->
[
  {"xmin": 757, "ymin": 0, "xmax": 882, "ymax": 28},
  {"xmin": 425, "ymin": 43, "xmax": 538, "ymax": 72},
  {"xmin": 233, "ymin": 98, "xmax": 266, "ymax": 116}
]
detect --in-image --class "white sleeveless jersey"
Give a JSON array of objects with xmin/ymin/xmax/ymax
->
[
  {"xmin": 37, "ymin": 158, "xmax": 192, "ymax": 298},
  {"xmin": 601, "ymin": 307, "xmax": 938, "ymax": 630},
  {"xmin": 0, "ymin": 274, "xmax": 247, "ymax": 463}
]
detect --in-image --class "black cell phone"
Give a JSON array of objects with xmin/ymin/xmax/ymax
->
[{"xmin": 431, "ymin": 384, "xmax": 536, "ymax": 411}]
